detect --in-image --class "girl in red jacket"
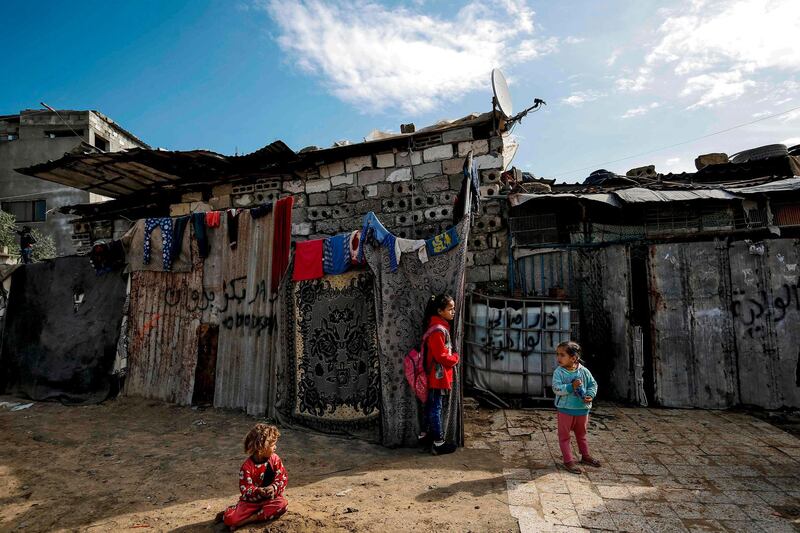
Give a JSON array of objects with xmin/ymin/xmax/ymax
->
[{"xmin": 419, "ymin": 293, "xmax": 460, "ymax": 455}]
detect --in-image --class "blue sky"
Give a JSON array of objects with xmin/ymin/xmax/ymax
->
[{"xmin": 3, "ymin": 0, "xmax": 798, "ymax": 182}]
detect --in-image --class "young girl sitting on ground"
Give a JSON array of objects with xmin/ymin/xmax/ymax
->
[
  {"xmin": 218, "ymin": 423, "xmax": 288, "ymax": 529},
  {"xmin": 418, "ymin": 293, "xmax": 460, "ymax": 455},
  {"xmin": 552, "ymin": 341, "xmax": 601, "ymax": 474}
]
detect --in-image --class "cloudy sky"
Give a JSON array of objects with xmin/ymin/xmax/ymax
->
[{"xmin": 3, "ymin": 0, "xmax": 798, "ymax": 182}]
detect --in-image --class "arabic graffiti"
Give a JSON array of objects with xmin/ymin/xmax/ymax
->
[
  {"xmin": 161, "ymin": 276, "xmax": 273, "ymax": 336},
  {"xmin": 732, "ymin": 283, "xmax": 799, "ymax": 338}
]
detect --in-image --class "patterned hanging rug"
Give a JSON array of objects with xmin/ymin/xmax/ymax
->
[{"xmin": 285, "ymin": 270, "xmax": 381, "ymax": 434}]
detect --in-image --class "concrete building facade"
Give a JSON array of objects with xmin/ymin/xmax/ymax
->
[{"xmin": 0, "ymin": 109, "xmax": 147, "ymax": 255}]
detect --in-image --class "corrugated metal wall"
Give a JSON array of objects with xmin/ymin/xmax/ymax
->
[
  {"xmin": 125, "ymin": 213, "xmax": 278, "ymax": 415},
  {"xmin": 648, "ymin": 242, "xmax": 739, "ymax": 408},
  {"xmin": 728, "ymin": 239, "xmax": 800, "ymax": 408}
]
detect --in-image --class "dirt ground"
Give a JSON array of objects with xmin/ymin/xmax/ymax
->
[{"xmin": 0, "ymin": 395, "xmax": 516, "ymax": 533}]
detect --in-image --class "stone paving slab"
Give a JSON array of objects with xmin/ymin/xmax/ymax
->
[{"xmin": 465, "ymin": 404, "xmax": 800, "ymax": 532}]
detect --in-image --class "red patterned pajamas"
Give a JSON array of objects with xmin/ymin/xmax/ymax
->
[{"xmin": 222, "ymin": 453, "xmax": 288, "ymax": 528}]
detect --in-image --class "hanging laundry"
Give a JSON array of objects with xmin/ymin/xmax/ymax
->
[
  {"xmin": 170, "ymin": 215, "xmax": 190, "ymax": 262},
  {"xmin": 425, "ymin": 226, "xmax": 460, "ymax": 257},
  {"xmin": 357, "ymin": 212, "xmax": 398, "ymax": 272},
  {"xmin": 348, "ymin": 230, "xmax": 364, "ymax": 265},
  {"xmin": 143, "ymin": 217, "xmax": 174, "ymax": 271},
  {"xmin": 192, "ymin": 212, "xmax": 209, "ymax": 258},
  {"xmin": 292, "ymin": 239, "xmax": 324, "ymax": 281},
  {"xmin": 250, "ymin": 202, "xmax": 274, "ymax": 219},
  {"xmin": 396, "ymin": 237, "xmax": 428, "ymax": 265},
  {"xmin": 205, "ymin": 210, "xmax": 222, "ymax": 228},
  {"xmin": 271, "ymin": 196, "xmax": 294, "ymax": 291},
  {"xmin": 323, "ymin": 233, "xmax": 351, "ymax": 275},
  {"xmin": 227, "ymin": 209, "xmax": 240, "ymax": 249}
]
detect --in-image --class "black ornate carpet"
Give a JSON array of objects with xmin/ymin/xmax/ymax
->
[{"xmin": 285, "ymin": 270, "xmax": 380, "ymax": 434}]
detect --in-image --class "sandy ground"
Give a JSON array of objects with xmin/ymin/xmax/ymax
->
[{"xmin": 0, "ymin": 396, "xmax": 515, "ymax": 533}]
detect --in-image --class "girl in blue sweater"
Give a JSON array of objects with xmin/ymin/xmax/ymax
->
[{"xmin": 552, "ymin": 341, "xmax": 601, "ymax": 474}]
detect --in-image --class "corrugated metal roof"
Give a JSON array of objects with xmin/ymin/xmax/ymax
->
[
  {"xmin": 613, "ymin": 188, "xmax": 741, "ymax": 203},
  {"xmin": 509, "ymin": 192, "xmax": 623, "ymax": 208},
  {"xmin": 727, "ymin": 176, "xmax": 800, "ymax": 194},
  {"xmin": 15, "ymin": 141, "xmax": 296, "ymax": 198}
]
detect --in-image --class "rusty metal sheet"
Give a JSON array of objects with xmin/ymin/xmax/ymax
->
[
  {"xmin": 647, "ymin": 242, "xmax": 738, "ymax": 408},
  {"xmin": 214, "ymin": 213, "xmax": 276, "ymax": 415},
  {"xmin": 728, "ymin": 239, "xmax": 800, "ymax": 408},
  {"xmin": 125, "ymin": 268, "xmax": 204, "ymax": 405},
  {"xmin": 124, "ymin": 212, "xmax": 279, "ymax": 414}
]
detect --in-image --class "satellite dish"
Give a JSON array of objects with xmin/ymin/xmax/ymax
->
[{"xmin": 491, "ymin": 68, "xmax": 513, "ymax": 117}]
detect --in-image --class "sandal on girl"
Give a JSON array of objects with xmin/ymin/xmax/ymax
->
[
  {"xmin": 563, "ymin": 461, "xmax": 583, "ymax": 474},
  {"xmin": 580, "ymin": 456, "xmax": 602, "ymax": 467}
]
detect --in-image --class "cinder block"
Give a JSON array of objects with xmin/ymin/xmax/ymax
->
[
  {"xmin": 375, "ymin": 152, "xmax": 395, "ymax": 168},
  {"xmin": 308, "ymin": 192, "xmax": 328, "ymax": 206},
  {"xmin": 365, "ymin": 185, "xmax": 378, "ymax": 197},
  {"xmin": 331, "ymin": 173, "xmax": 355, "ymax": 187},
  {"xmin": 458, "ymin": 139, "xmax": 489, "ymax": 157},
  {"xmin": 320, "ymin": 161, "xmax": 345, "ymax": 178},
  {"xmin": 282, "ymin": 179, "xmax": 304, "ymax": 193},
  {"xmin": 442, "ymin": 157, "xmax": 466, "ymax": 175},
  {"xmin": 376, "ymin": 183, "xmax": 393, "ymax": 198},
  {"xmin": 345, "ymin": 155, "xmax": 372, "ymax": 173},
  {"xmin": 232, "ymin": 194, "xmax": 253, "ymax": 207},
  {"xmin": 169, "ymin": 203, "xmax": 191, "ymax": 217},
  {"xmin": 481, "ymin": 169, "xmax": 501, "ymax": 184},
  {"xmin": 181, "ymin": 191, "xmax": 203, "ymax": 202},
  {"xmin": 306, "ymin": 178, "xmax": 332, "ymax": 193},
  {"xmin": 387, "ymin": 167, "xmax": 412, "ymax": 182},
  {"xmin": 441, "ymin": 127, "xmax": 473, "ymax": 144},
  {"xmin": 422, "ymin": 176, "xmax": 450, "ymax": 193},
  {"xmin": 475, "ymin": 154, "xmax": 503, "ymax": 170},
  {"xmin": 358, "ymin": 168, "xmax": 386, "ymax": 186},
  {"xmin": 423, "ymin": 144, "xmax": 454, "ymax": 162},
  {"xmin": 292, "ymin": 222, "xmax": 312, "ymax": 236},
  {"xmin": 347, "ymin": 188, "xmax": 364, "ymax": 202},
  {"xmin": 330, "ymin": 204, "xmax": 352, "ymax": 219},
  {"xmin": 207, "ymin": 195, "xmax": 230, "ymax": 210},
  {"xmin": 307, "ymin": 206, "xmax": 333, "ymax": 221},
  {"xmin": 413, "ymin": 161, "xmax": 442, "ymax": 179},
  {"xmin": 327, "ymin": 190, "xmax": 346, "ymax": 204}
]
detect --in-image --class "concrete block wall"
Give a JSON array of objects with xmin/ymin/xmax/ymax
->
[{"xmin": 217, "ymin": 126, "xmax": 511, "ymax": 285}]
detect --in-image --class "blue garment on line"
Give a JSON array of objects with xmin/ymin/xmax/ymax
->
[
  {"xmin": 425, "ymin": 226, "xmax": 460, "ymax": 257},
  {"xmin": 143, "ymin": 217, "xmax": 174, "ymax": 271},
  {"xmin": 357, "ymin": 212, "xmax": 398, "ymax": 272},
  {"xmin": 191, "ymin": 213, "xmax": 208, "ymax": 258},
  {"xmin": 323, "ymin": 233, "xmax": 351, "ymax": 275}
]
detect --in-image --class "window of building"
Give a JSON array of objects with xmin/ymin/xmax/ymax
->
[
  {"xmin": 93, "ymin": 134, "xmax": 109, "ymax": 151},
  {"xmin": 45, "ymin": 129, "xmax": 83, "ymax": 139},
  {"xmin": 2, "ymin": 200, "xmax": 47, "ymax": 222}
]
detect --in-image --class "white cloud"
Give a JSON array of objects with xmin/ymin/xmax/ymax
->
[
  {"xmin": 621, "ymin": 102, "xmax": 660, "ymax": 118},
  {"xmin": 564, "ymin": 36, "xmax": 585, "ymax": 44},
  {"xmin": 616, "ymin": 67, "xmax": 652, "ymax": 92},
  {"xmin": 561, "ymin": 90, "xmax": 604, "ymax": 107},
  {"xmin": 752, "ymin": 111, "xmax": 771, "ymax": 118},
  {"xmin": 261, "ymin": 0, "xmax": 558, "ymax": 113},
  {"xmin": 647, "ymin": 0, "xmax": 800, "ymax": 75},
  {"xmin": 681, "ymin": 70, "xmax": 756, "ymax": 109},
  {"xmin": 606, "ymin": 49, "xmax": 620, "ymax": 67},
  {"xmin": 778, "ymin": 109, "xmax": 800, "ymax": 123}
]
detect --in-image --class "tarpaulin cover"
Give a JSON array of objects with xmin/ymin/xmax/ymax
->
[{"xmin": 0, "ymin": 257, "xmax": 127, "ymax": 403}]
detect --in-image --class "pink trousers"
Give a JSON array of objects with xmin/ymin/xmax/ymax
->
[{"xmin": 557, "ymin": 412, "xmax": 590, "ymax": 463}]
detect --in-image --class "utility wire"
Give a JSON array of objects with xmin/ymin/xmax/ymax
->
[{"xmin": 548, "ymin": 103, "xmax": 800, "ymax": 179}]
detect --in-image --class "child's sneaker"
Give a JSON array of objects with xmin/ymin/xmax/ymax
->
[
  {"xmin": 563, "ymin": 461, "xmax": 583, "ymax": 474},
  {"xmin": 431, "ymin": 441, "xmax": 457, "ymax": 455},
  {"xmin": 580, "ymin": 456, "xmax": 601, "ymax": 467}
]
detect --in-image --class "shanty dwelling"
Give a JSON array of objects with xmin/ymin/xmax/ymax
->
[
  {"xmin": 7, "ymin": 111, "xmax": 516, "ymax": 447},
  {"xmin": 504, "ymin": 149, "xmax": 800, "ymax": 410}
]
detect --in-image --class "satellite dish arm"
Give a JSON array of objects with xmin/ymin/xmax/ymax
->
[{"xmin": 507, "ymin": 98, "xmax": 546, "ymax": 127}]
